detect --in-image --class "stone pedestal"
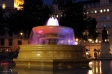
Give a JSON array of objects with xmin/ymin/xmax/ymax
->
[
  {"xmin": 14, "ymin": 45, "xmax": 90, "ymax": 69},
  {"xmin": 99, "ymin": 42, "xmax": 110, "ymax": 58}
]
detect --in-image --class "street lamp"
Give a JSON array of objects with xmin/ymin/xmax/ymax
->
[
  {"xmin": 19, "ymin": 32, "xmax": 23, "ymax": 45},
  {"xmin": 75, "ymin": 38, "xmax": 79, "ymax": 45},
  {"xmin": 20, "ymin": 32, "xmax": 23, "ymax": 37}
]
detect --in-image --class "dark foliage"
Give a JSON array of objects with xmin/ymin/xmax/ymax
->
[
  {"xmin": 0, "ymin": 7, "xmax": 7, "ymax": 35},
  {"xmin": 59, "ymin": 2, "xmax": 99, "ymax": 41},
  {"xmin": 6, "ymin": 0, "xmax": 53, "ymax": 36}
]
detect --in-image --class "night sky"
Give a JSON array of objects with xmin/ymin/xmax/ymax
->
[
  {"xmin": 43, "ymin": 0, "xmax": 53, "ymax": 5},
  {"xmin": 42, "ymin": 0, "xmax": 91, "ymax": 5}
]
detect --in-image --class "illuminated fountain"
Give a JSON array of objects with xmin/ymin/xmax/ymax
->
[
  {"xmin": 29, "ymin": 18, "xmax": 75, "ymax": 45},
  {"xmin": 14, "ymin": 17, "xmax": 90, "ymax": 70}
]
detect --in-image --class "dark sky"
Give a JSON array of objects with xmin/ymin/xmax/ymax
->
[
  {"xmin": 43, "ymin": 0, "xmax": 53, "ymax": 5},
  {"xmin": 42, "ymin": 0, "xmax": 96, "ymax": 5}
]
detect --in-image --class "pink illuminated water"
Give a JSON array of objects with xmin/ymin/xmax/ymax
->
[{"xmin": 46, "ymin": 17, "xmax": 59, "ymax": 26}]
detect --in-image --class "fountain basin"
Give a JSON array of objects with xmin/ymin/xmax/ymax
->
[
  {"xmin": 29, "ymin": 26, "xmax": 75, "ymax": 45},
  {"xmin": 14, "ymin": 45, "xmax": 90, "ymax": 70}
]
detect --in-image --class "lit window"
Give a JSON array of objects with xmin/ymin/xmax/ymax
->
[
  {"xmin": 99, "ymin": 41, "xmax": 101, "ymax": 43},
  {"xmin": 104, "ymin": 9, "xmax": 106, "ymax": 12},
  {"xmin": 2, "ymin": 3, "xmax": 6, "ymax": 9},
  {"xmin": 107, "ymin": 31, "xmax": 109, "ymax": 34},
  {"xmin": 95, "ymin": 39, "xmax": 98, "ymax": 43},
  {"xmin": 86, "ymin": 12, "xmax": 89, "ymax": 14},
  {"xmin": 91, "ymin": 11, "xmax": 93, "ymax": 13},
  {"xmin": 100, "ymin": 10, "xmax": 103, "ymax": 13},
  {"xmin": 107, "ymin": 9, "xmax": 109, "ymax": 12},
  {"xmin": 83, "ymin": 12, "xmax": 85, "ymax": 14},
  {"xmin": 107, "ymin": 39, "xmax": 109, "ymax": 42},
  {"xmin": 56, "ymin": 15, "xmax": 58, "ymax": 17},
  {"xmin": 75, "ymin": 38, "xmax": 78, "ymax": 42},
  {"xmin": 95, "ymin": 10, "xmax": 97, "ymax": 13}
]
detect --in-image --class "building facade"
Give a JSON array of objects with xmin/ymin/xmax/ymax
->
[
  {"xmin": 0, "ymin": 33, "xmax": 28, "ymax": 52},
  {"xmin": 83, "ymin": 0, "xmax": 112, "ymax": 58}
]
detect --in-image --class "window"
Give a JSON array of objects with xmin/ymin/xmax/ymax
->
[
  {"xmin": 86, "ymin": 12, "xmax": 89, "ymax": 14},
  {"xmin": 9, "ymin": 39, "xmax": 13, "ymax": 46},
  {"xmin": 18, "ymin": 40, "xmax": 22, "ymax": 45},
  {"xmin": 95, "ymin": 10, "xmax": 97, "ymax": 13},
  {"xmin": 0, "ymin": 39, "xmax": 4, "ymax": 45},
  {"xmin": 107, "ymin": 31, "xmax": 109, "ymax": 34},
  {"xmin": 104, "ymin": 17, "xmax": 107, "ymax": 21},
  {"xmin": 104, "ymin": 9, "xmax": 106, "ymax": 12},
  {"xmin": 107, "ymin": 16, "xmax": 110, "ymax": 20},
  {"xmin": 100, "ymin": 17, "xmax": 103, "ymax": 21},
  {"xmin": 91, "ymin": 11, "xmax": 93, "ymax": 13},
  {"xmin": 100, "ymin": 16, "xmax": 109, "ymax": 21},
  {"xmin": 107, "ymin": 9, "xmax": 109, "ymax": 12},
  {"xmin": 107, "ymin": 23, "xmax": 110, "ymax": 27},
  {"xmin": 100, "ymin": 10, "xmax": 103, "ymax": 13}
]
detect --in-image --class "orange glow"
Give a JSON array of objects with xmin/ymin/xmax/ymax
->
[{"xmin": 14, "ymin": 0, "xmax": 24, "ymax": 10}]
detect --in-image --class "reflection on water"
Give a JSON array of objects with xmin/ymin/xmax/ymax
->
[
  {"xmin": 88, "ymin": 60, "xmax": 112, "ymax": 74},
  {"xmin": 1, "ymin": 60, "xmax": 112, "ymax": 74},
  {"xmin": 101, "ymin": 60, "xmax": 110, "ymax": 74}
]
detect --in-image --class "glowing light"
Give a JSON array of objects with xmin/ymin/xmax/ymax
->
[
  {"xmin": 75, "ymin": 38, "xmax": 78, "ymax": 41},
  {"xmin": 75, "ymin": 42, "xmax": 78, "ymax": 45},
  {"xmin": 107, "ymin": 9, "xmax": 109, "ymax": 12},
  {"xmin": 88, "ymin": 70, "xmax": 93, "ymax": 74},
  {"xmin": 14, "ymin": 0, "xmax": 24, "ymax": 10},
  {"xmin": 89, "ymin": 61, "xmax": 93, "ymax": 68},
  {"xmin": 88, "ymin": 39, "xmax": 92, "ymax": 42},
  {"xmin": 20, "ymin": 32, "xmax": 23, "ymax": 36},
  {"xmin": 38, "ymin": 31, "xmax": 43, "ymax": 33},
  {"xmin": 2, "ymin": 3, "xmax": 6, "ymax": 9},
  {"xmin": 95, "ymin": 39, "xmax": 98, "ymax": 43},
  {"xmin": 37, "ymin": 54, "xmax": 40, "ymax": 57},
  {"xmin": 86, "ymin": 52, "xmax": 89, "ymax": 55},
  {"xmin": 46, "ymin": 17, "xmax": 59, "ymax": 26}
]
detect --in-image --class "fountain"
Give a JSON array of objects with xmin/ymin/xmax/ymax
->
[{"xmin": 13, "ymin": 17, "xmax": 90, "ymax": 70}]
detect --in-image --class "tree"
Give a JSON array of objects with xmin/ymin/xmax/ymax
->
[
  {"xmin": 59, "ymin": 2, "xmax": 86, "ymax": 39},
  {"xmin": 0, "ymin": 7, "xmax": 8, "ymax": 35},
  {"xmin": 59, "ymin": 2, "xmax": 99, "ymax": 41},
  {"xmin": 83, "ymin": 16, "xmax": 100, "ymax": 41},
  {"xmin": 7, "ymin": 0, "xmax": 53, "ymax": 37}
]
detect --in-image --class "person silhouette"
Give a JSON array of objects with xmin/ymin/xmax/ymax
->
[{"xmin": 102, "ymin": 27, "xmax": 108, "ymax": 42}]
